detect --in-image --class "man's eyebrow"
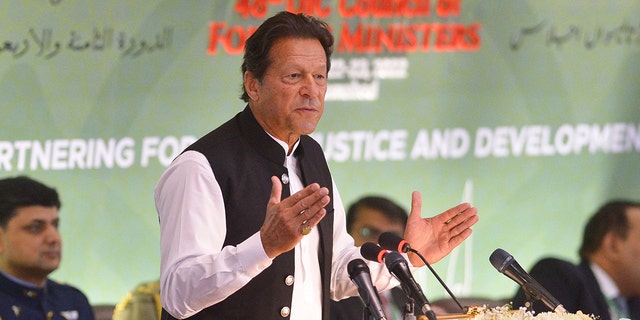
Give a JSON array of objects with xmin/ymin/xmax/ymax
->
[{"xmin": 24, "ymin": 217, "xmax": 59, "ymax": 224}]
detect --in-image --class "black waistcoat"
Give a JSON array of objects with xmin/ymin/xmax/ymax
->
[{"xmin": 162, "ymin": 106, "xmax": 334, "ymax": 320}]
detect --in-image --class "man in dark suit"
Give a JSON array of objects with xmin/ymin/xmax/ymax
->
[{"xmin": 513, "ymin": 200, "xmax": 640, "ymax": 320}]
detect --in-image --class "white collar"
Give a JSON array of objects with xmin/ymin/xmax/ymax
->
[
  {"xmin": 265, "ymin": 131, "xmax": 300, "ymax": 159},
  {"xmin": 590, "ymin": 261, "xmax": 620, "ymax": 299}
]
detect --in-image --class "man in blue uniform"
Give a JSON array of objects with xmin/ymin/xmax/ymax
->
[{"xmin": 0, "ymin": 176, "xmax": 95, "ymax": 320}]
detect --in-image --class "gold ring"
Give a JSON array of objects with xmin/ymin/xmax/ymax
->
[{"xmin": 301, "ymin": 221, "xmax": 312, "ymax": 235}]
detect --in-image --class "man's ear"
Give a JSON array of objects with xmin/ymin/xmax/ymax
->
[
  {"xmin": 602, "ymin": 231, "xmax": 622, "ymax": 257},
  {"xmin": 243, "ymin": 71, "xmax": 259, "ymax": 102}
]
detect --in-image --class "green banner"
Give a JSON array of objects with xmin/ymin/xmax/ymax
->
[{"xmin": 2, "ymin": 0, "xmax": 639, "ymax": 305}]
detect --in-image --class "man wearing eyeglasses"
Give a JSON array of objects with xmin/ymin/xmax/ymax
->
[{"xmin": 330, "ymin": 195, "xmax": 413, "ymax": 320}]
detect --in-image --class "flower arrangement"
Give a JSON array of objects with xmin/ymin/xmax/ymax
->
[{"xmin": 471, "ymin": 304, "xmax": 596, "ymax": 320}]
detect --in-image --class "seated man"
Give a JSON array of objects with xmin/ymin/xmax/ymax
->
[
  {"xmin": 330, "ymin": 195, "xmax": 417, "ymax": 320},
  {"xmin": 512, "ymin": 200, "xmax": 640, "ymax": 320},
  {"xmin": 0, "ymin": 176, "xmax": 95, "ymax": 320}
]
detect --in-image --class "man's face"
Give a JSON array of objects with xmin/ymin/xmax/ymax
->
[
  {"xmin": 615, "ymin": 206, "xmax": 640, "ymax": 296},
  {"xmin": 245, "ymin": 37, "xmax": 327, "ymax": 146},
  {"xmin": 0, "ymin": 206, "xmax": 61, "ymax": 286},
  {"xmin": 349, "ymin": 208, "xmax": 405, "ymax": 247}
]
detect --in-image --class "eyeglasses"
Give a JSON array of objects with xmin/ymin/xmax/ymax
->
[{"xmin": 357, "ymin": 226, "xmax": 402, "ymax": 241}]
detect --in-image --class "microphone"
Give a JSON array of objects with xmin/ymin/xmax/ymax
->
[
  {"xmin": 348, "ymin": 258, "xmax": 387, "ymax": 320},
  {"xmin": 361, "ymin": 243, "xmax": 437, "ymax": 320},
  {"xmin": 361, "ymin": 242, "xmax": 388, "ymax": 263},
  {"xmin": 378, "ymin": 232, "xmax": 411, "ymax": 253},
  {"xmin": 489, "ymin": 248, "xmax": 567, "ymax": 313},
  {"xmin": 378, "ymin": 232, "xmax": 464, "ymax": 312}
]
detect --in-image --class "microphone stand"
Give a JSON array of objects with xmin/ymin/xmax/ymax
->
[
  {"xmin": 409, "ymin": 249, "xmax": 464, "ymax": 312},
  {"xmin": 522, "ymin": 292, "xmax": 535, "ymax": 312},
  {"xmin": 361, "ymin": 297, "xmax": 387, "ymax": 320},
  {"xmin": 521, "ymin": 282, "xmax": 566, "ymax": 313},
  {"xmin": 403, "ymin": 296, "xmax": 417, "ymax": 320},
  {"xmin": 362, "ymin": 306, "xmax": 372, "ymax": 320},
  {"xmin": 362, "ymin": 304, "xmax": 378, "ymax": 320}
]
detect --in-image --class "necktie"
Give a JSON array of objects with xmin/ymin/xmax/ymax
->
[{"xmin": 609, "ymin": 296, "xmax": 630, "ymax": 319}]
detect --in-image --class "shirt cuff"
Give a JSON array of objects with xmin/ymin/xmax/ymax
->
[{"xmin": 236, "ymin": 232, "xmax": 273, "ymax": 276}]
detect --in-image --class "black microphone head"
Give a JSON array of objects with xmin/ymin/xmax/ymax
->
[
  {"xmin": 382, "ymin": 251, "xmax": 407, "ymax": 270},
  {"xmin": 383, "ymin": 251, "xmax": 432, "ymax": 313},
  {"xmin": 347, "ymin": 258, "xmax": 369, "ymax": 279},
  {"xmin": 490, "ymin": 248, "xmax": 530, "ymax": 288},
  {"xmin": 360, "ymin": 242, "xmax": 387, "ymax": 263},
  {"xmin": 489, "ymin": 249, "xmax": 565, "ymax": 312},
  {"xmin": 378, "ymin": 232, "xmax": 410, "ymax": 253},
  {"xmin": 489, "ymin": 248, "xmax": 514, "ymax": 273},
  {"xmin": 382, "ymin": 252, "xmax": 414, "ymax": 294}
]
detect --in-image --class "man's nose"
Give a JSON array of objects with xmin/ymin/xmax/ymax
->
[
  {"xmin": 44, "ymin": 225, "xmax": 61, "ymax": 243},
  {"xmin": 299, "ymin": 75, "xmax": 321, "ymax": 98}
]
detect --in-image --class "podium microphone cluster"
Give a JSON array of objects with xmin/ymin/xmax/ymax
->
[
  {"xmin": 361, "ymin": 242, "xmax": 438, "ymax": 320},
  {"xmin": 378, "ymin": 232, "xmax": 465, "ymax": 312}
]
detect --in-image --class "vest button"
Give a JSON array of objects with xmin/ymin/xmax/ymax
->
[
  {"xmin": 280, "ymin": 306, "xmax": 291, "ymax": 317},
  {"xmin": 23, "ymin": 289, "xmax": 37, "ymax": 298},
  {"xmin": 284, "ymin": 275, "xmax": 295, "ymax": 286},
  {"xmin": 281, "ymin": 173, "xmax": 289, "ymax": 185}
]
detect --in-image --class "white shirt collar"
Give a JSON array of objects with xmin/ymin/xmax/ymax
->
[
  {"xmin": 590, "ymin": 261, "xmax": 620, "ymax": 299},
  {"xmin": 265, "ymin": 132, "xmax": 300, "ymax": 159}
]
